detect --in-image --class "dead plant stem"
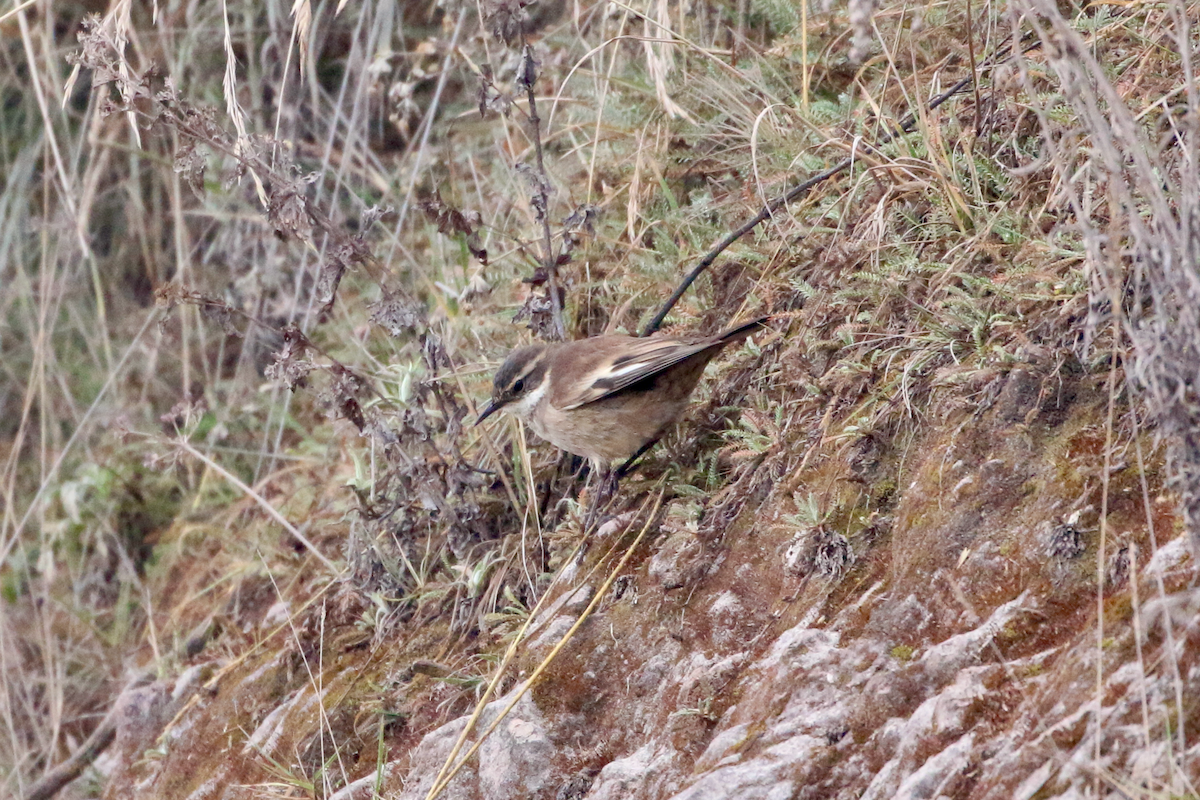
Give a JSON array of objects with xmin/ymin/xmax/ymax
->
[
  {"xmin": 520, "ymin": 41, "xmax": 567, "ymax": 341},
  {"xmin": 1093, "ymin": 338, "xmax": 1119, "ymax": 790},
  {"xmin": 425, "ymin": 489, "xmax": 665, "ymax": 800},
  {"xmin": 965, "ymin": 0, "xmax": 983, "ymax": 138}
]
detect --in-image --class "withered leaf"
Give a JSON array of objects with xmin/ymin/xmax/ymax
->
[
  {"xmin": 484, "ymin": 0, "xmax": 530, "ymax": 45},
  {"xmin": 512, "ymin": 287, "xmax": 563, "ymax": 339},
  {"xmin": 199, "ymin": 300, "xmax": 242, "ymax": 337},
  {"xmin": 515, "ymin": 45, "xmax": 538, "ymax": 91},
  {"xmin": 515, "ymin": 162, "xmax": 551, "ymax": 221},
  {"xmin": 316, "ymin": 253, "xmax": 348, "ymax": 318},
  {"xmin": 359, "ymin": 204, "xmax": 394, "ymax": 231},
  {"xmin": 477, "ymin": 67, "xmax": 512, "ymax": 119},
  {"xmin": 370, "ymin": 292, "xmax": 425, "ymax": 337},
  {"xmin": 268, "ymin": 190, "xmax": 312, "ymax": 243},
  {"xmin": 264, "ymin": 324, "xmax": 313, "ymax": 390},
  {"xmin": 419, "ymin": 190, "xmax": 487, "ymax": 264},
  {"xmin": 328, "ymin": 364, "xmax": 368, "ymax": 431},
  {"xmin": 562, "ymin": 204, "xmax": 599, "ymax": 238},
  {"xmin": 419, "ymin": 189, "xmax": 473, "ymax": 237}
]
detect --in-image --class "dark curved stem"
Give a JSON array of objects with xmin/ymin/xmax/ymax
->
[{"xmin": 641, "ymin": 70, "xmax": 981, "ymax": 337}]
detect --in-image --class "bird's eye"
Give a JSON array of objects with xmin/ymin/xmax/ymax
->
[{"xmin": 512, "ymin": 378, "xmax": 525, "ymax": 394}]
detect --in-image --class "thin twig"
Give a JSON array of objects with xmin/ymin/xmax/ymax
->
[
  {"xmin": 24, "ymin": 710, "xmax": 118, "ymax": 800},
  {"xmin": 177, "ymin": 440, "xmax": 341, "ymax": 574},
  {"xmin": 2, "ymin": 311, "xmax": 157, "ymax": 562},
  {"xmin": 0, "ymin": 0, "xmax": 38, "ymax": 26}
]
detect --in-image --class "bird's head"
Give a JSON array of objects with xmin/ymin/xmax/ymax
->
[{"xmin": 476, "ymin": 343, "xmax": 550, "ymax": 425}]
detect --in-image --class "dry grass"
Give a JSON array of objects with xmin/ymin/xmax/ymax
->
[{"xmin": 1, "ymin": 0, "xmax": 1199, "ymax": 796}]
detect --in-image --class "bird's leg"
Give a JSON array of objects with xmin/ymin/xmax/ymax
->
[
  {"xmin": 582, "ymin": 464, "xmax": 621, "ymax": 534},
  {"xmin": 569, "ymin": 454, "xmax": 589, "ymax": 481},
  {"xmin": 597, "ymin": 467, "xmax": 621, "ymax": 502},
  {"xmin": 543, "ymin": 454, "xmax": 587, "ymax": 527},
  {"xmin": 614, "ymin": 435, "xmax": 663, "ymax": 481},
  {"xmin": 581, "ymin": 437, "xmax": 661, "ymax": 533}
]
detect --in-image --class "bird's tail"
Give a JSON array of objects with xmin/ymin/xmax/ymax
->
[{"xmin": 716, "ymin": 316, "xmax": 769, "ymax": 346}]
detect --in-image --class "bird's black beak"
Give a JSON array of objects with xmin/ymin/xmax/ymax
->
[{"xmin": 475, "ymin": 400, "xmax": 502, "ymax": 427}]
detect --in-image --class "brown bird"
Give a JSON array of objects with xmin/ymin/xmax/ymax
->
[{"xmin": 477, "ymin": 317, "xmax": 766, "ymax": 478}]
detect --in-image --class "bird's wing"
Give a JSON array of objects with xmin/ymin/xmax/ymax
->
[
  {"xmin": 553, "ymin": 319, "xmax": 767, "ymax": 410},
  {"xmin": 556, "ymin": 336, "xmax": 716, "ymax": 410}
]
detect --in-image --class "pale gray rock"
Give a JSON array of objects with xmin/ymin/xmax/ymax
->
[{"xmin": 395, "ymin": 689, "xmax": 554, "ymax": 800}]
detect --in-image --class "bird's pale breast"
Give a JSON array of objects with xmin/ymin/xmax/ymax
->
[{"xmin": 530, "ymin": 391, "xmax": 689, "ymax": 464}]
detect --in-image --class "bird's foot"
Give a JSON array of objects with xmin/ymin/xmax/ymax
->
[{"xmin": 582, "ymin": 469, "xmax": 621, "ymax": 534}]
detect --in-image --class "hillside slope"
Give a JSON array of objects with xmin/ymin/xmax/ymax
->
[{"xmin": 3, "ymin": 0, "xmax": 1199, "ymax": 798}]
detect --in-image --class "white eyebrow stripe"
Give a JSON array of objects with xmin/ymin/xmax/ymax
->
[{"xmin": 519, "ymin": 350, "xmax": 549, "ymax": 380}]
